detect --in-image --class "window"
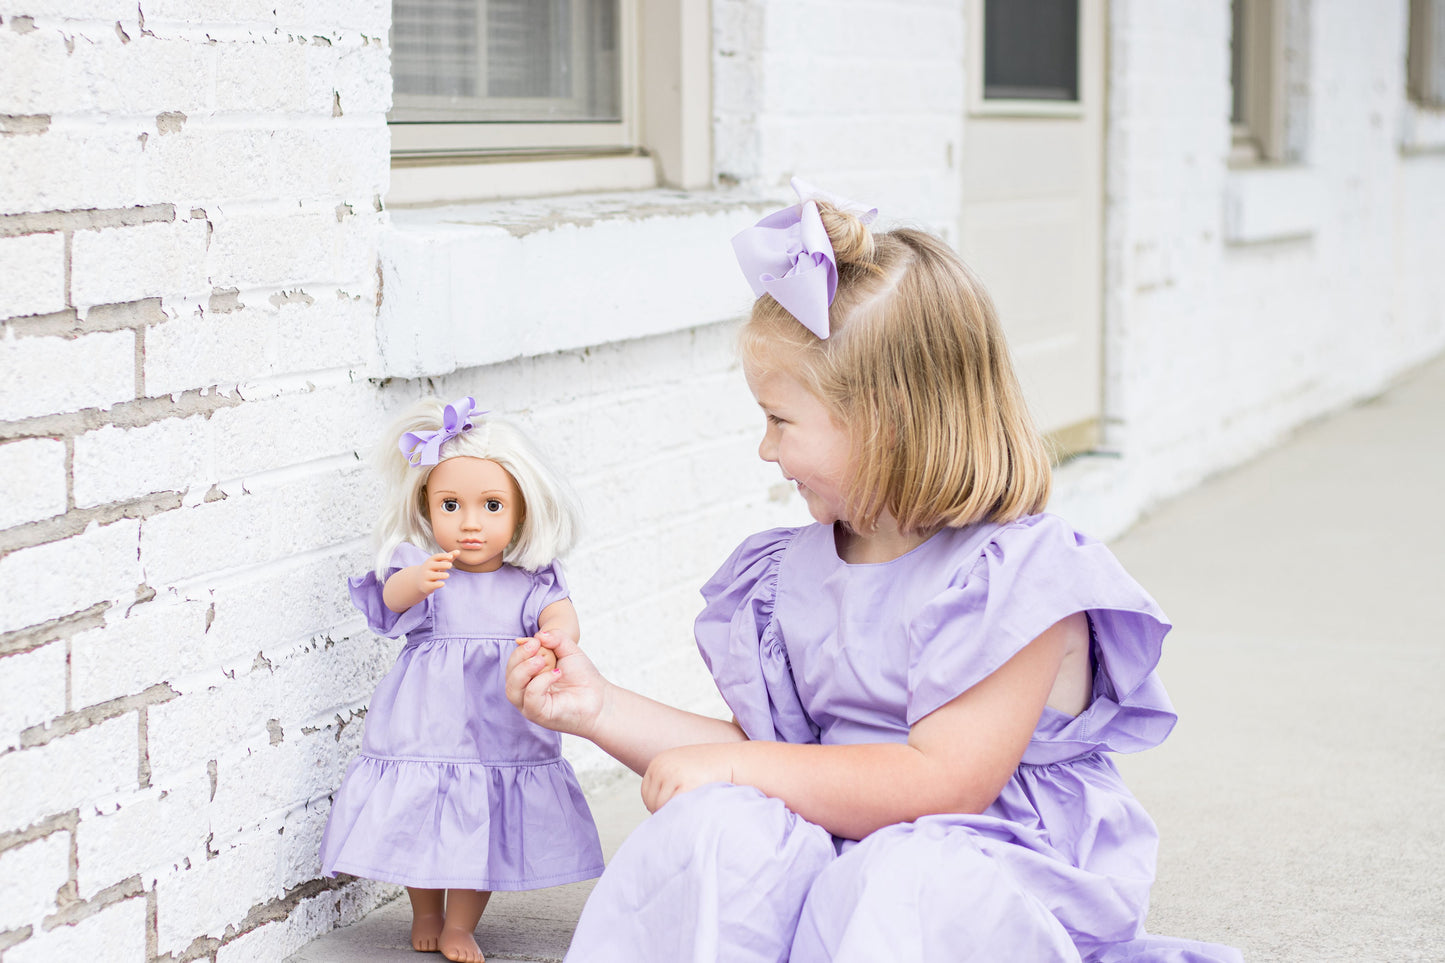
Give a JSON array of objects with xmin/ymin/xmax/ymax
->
[
  {"xmin": 390, "ymin": 0, "xmax": 633, "ymax": 158},
  {"xmin": 983, "ymin": 0, "xmax": 1078, "ymax": 103},
  {"xmin": 1229, "ymin": 0, "xmax": 1285, "ymax": 163},
  {"xmin": 386, "ymin": 0, "xmax": 711, "ymax": 205},
  {"xmin": 1409, "ymin": 0, "xmax": 1445, "ymax": 108},
  {"xmin": 970, "ymin": 0, "xmax": 1082, "ymax": 116}
]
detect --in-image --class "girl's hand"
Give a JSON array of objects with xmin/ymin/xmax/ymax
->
[
  {"xmin": 505, "ymin": 631, "xmax": 606, "ymax": 739},
  {"xmin": 640, "ymin": 743, "xmax": 739, "ymax": 813},
  {"xmin": 415, "ymin": 551, "xmax": 458, "ymax": 597}
]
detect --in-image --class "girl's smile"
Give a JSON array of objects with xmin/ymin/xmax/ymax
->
[{"xmin": 744, "ymin": 367, "xmax": 853, "ymax": 528}]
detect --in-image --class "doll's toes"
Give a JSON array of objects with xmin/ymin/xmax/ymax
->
[
  {"xmin": 411, "ymin": 912, "xmax": 444, "ymax": 952},
  {"xmin": 438, "ymin": 927, "xmax": 485, "ymax": 962}
]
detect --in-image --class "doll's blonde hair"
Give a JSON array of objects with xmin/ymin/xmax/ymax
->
[
  {"xmin": 370, "ymin": 398, "xmax": 581, "ymax": 576},
  {"xmin": 740, "ymin": 203, "xmax": 1052, "ymax": 535}
]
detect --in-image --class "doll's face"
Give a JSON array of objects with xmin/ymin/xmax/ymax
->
[{"xmin": 424, "ymin": 456, "xmax": 522, "ymax": 573}]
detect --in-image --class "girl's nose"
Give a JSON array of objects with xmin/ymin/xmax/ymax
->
[{"xmin": 757, "ymin": 431, "xmax": 777, "ymax": 463}]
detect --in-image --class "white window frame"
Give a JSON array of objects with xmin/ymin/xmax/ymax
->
[
  {"xmin": 388, "ymin": 0, "xmax": 712, "ymax": 206},
  {"xmin": 1229, "ymin": 0, "xmax": 1287, "ymax": 166}
]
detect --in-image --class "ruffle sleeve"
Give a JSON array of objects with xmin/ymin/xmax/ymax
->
[
  {"xmin": 906, "ymin": 514, "xmax": 1177, "ymax": 759},
  {"xmin": 520, "ymin": 560, "xmax": 570, "ymax": 635},
  {"xmin": 694, "ymin": 528, "xmax": 819, "ymax": 745},
  {"xmin": 347, "ymin": 541, "xmax": 435, "ymax": 638}
]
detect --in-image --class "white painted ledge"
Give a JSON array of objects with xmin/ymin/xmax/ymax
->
[
  {"xmin": 375, "ymin": 189, "xmax": 778, "ymax": 378},
  {"xmin": 1401, "ymin": 103, "xmax": 1445, "ymax": 155},
  {"xmin": 1223, "ymin": 165, "xmax": 1321, "ymax": 245}
]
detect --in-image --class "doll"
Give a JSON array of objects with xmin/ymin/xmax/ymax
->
[{"xmin": 319, "ymin": 396, "xmax": 604, "ymax": 963}]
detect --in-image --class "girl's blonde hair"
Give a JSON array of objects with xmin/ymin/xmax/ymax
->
[
  {"xmin": 740, "ymin": 203, "xmax": 1052, "ymax": 535},
  {"xmin": 370, "ymin": 398, "xmax": 581, "ymax": 576}
]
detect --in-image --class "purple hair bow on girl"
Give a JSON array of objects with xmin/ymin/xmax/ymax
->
[
  {"xmin": 400, "ymin": 396, "xmax": 483, "ymax": 467},
  {"xmin": 730, "ymin": 177, "xmax": 878, "ymax": 340}
]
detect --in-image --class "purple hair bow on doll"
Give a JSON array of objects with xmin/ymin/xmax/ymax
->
[
  {"xmin": 730, "ymin": 177, "xmax": 878, "ymax": 340},
  {"xmin": 400, "ymin": 396, "xmax": 483, "ymax": 467}
]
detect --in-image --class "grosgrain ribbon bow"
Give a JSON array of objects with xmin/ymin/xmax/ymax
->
[
  {"xmin": 731, "ymin": 177, "xmax": 879, "ymax": 340},
  {"xmin": 399, "ymin": 396, "xmax": 483, "ymax": 467}
]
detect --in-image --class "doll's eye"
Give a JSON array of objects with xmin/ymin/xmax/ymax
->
[
  {"xmin": 485, "ymin": 499, "xmax": 503, "ymax": 513},
  {"xmin": 441, "ymin": 498, "xmax": 459, "ymax": 512}
]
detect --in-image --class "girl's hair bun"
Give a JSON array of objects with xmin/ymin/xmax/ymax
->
[{"xmin": 816, "ymin": 201, "xmax": 875, "ymax": 267}]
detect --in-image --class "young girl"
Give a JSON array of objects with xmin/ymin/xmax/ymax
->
[
  {"xmin": 320, "ymin": 397, "xmax": 604, "ymax": 963},
  {"xmin": 506, "ymin": 184, "xmax": 1243, "ymax": 962}
]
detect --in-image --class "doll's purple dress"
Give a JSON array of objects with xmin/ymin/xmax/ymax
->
[
  {"xmin": 319, "ymin": 541, "xmax": 604, "ymax": 890},
  {"xmin": 565, "ymin": 514, "xmax": 1243, "ymax": 962}
]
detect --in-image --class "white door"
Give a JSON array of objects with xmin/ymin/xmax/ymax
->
[{"xmin": 959, "ymin": 0, "xmax": 1105, "ymax": 456}]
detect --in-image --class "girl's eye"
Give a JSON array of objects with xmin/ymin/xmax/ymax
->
[
  {"xmin": 441, "ymin": 498, "xmax": 459, "ymax": 513},
  {"xmin": 485, "ymin": 499, "xmax": 503, "ymax": 513}
]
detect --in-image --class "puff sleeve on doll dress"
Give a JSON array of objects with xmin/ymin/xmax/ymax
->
[{"xmin": 318, "ymin": 542, "xmax": 604, "ymax": 891}]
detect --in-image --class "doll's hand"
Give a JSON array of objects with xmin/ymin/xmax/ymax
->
[
  {"xmin": 506, "ymin": 631, "xmax": 605, "ymax": 739},
  {"xmin": 415, "ymin": 551, "xmax": 458, "ymax": 597},
  {"xmin": 641, "ymin": 744, "xmax": 739, "ymax": 813}
]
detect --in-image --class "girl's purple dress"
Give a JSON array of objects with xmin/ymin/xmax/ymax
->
[
  {"xmin": 319, "ymin": 542, "xmax": 604, "ymax": 891},
  {"xmin": 566, "ymin": 514, "xmax": 1243, "ymax": 962}
]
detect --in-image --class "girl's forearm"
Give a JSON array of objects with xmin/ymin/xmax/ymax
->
[
  {"xmin": 592, "ymin": 683, "xmax": 746, "ymax": 776},
  {"xmin": 727, "ymin": 740, "xmax": 992, "ymax": 840}
]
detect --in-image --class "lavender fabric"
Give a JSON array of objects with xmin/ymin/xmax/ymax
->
[
  {"xmin": 319, "ymin": 541, "xmax": 604, "ymax": 890},
  {"xmin": 565, "ymin": 515, "xmax": 1243, "ymax": 962}
]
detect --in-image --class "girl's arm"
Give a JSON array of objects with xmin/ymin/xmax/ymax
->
[
  {"xmin": 641, "ymin": 612, "xmax": 1085, "ymax": 840},
  {"xmin": 507, "ymin": 634, "xmax": 746, "ymax": 775},
  {"xmin": 381, "ymin": 551, "xmax": 458, "ymax": 613}
]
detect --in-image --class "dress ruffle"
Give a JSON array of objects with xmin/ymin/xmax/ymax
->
[
  {"xmin": 695, "ymin": 527, "xmax": 818, "ymax": 744},
  {"xmin": 906, "ymin": 514, "xmax": 1177, "ymax": 762},
  {"xmin": 347, "ymin": 541, "xmax": 434, "ymax": 638},
  {"xmin": 320, "ymin": 752, "xmax": 604, "ymax": 890}
]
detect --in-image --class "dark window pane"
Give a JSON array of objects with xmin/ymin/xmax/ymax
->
[{"xmin": 983, "ymin": 0, "xmax": 1079, "ymax": 102}]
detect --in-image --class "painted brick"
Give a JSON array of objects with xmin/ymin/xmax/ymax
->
[
  {"xmin": 69, "ymin": 595, "xmax": 212, "ymax": 710},
  {"xmin": 0, "ymin": 642, "xmax": 68, "ymax": 752},
  {"xmin": 151, "ymin": 813, "xmax": 288, "ymax": 955},
  {"xmin": 0, "ymin": 830, "xmax": 70, "ymax": 933},
  {"xmin": 309, "ymin": 37, "xmax": 392, "ymax": 115},
  {"xmin": 69, "ymin": 218, "xmax": 209, "ymax": 309},
  {"xmin": 0, "ymin": 1, "xmax": 137, "ymax": 19},
  {"xmin": 0, "ymin": 518, "xmax": 141, "ymax": 636},
  {"xmin": 71, "ymin": 413, "xmax": 206, "ymax": 510},
  {"xmin": 0, "ymin": 29, "xmax": 216, "ymax": 116},
  {"xmin": 0, "ymin": 231, "xmax": 65, "ymax": 320},
  {"xmin": 0, "ymin": 716, "xmax": 139, "ymax": 834},
  {"xmin": 215, "ymin": 878, "xmax": 399, "ymax": 963},
  {"xmin": 4, "ymin": 895, "xmax": 147, "ymax": 963},
  {"xmin": 214, "ymin": 37, "xmax": 309, "ymax": 113},
  {"xmin": 138, "ymin": 470, "xmax": 372, "ymax": 590},
  {"xmin": 0, "ymin": 328, "xmax": 134, "ymax": 422},
  {"xmin": 0, "ymin": 438, "xmax": 68, "ymax": 529},
  {"xmin": 205, "ymin": 199, "xmax": 383, "ymax": 292},
  {"xmin": 0, "ymin": 128, "xmax": 148, "ymax": 216},
  {"xmin": 143, "ymin": 294, "xmax": 374, "ymax": 397},
  {"xmin": 147, "ymin": 628, "xmax": 394, "ymax": 780},
  {"xmin": 74, "ymin": 772, "xmax": 212, "ymax": 900},
  {"xmin": 209, "ymin": 728, "xmax": 355, "ymax": 838}
]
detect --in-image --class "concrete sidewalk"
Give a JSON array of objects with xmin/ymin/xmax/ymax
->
[{"xmin": 289, "ymin": 353, "xmax": 1445, "ymax": 963}]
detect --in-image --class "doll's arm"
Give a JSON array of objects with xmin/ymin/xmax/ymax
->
[
  {"xmin": 537, "ymin": 597, "xmax": 580, "ymax": 644},
  {"xmin": 381, "ymin": 551, "xmax": 457, "ymax": 613},
  {"xmin": 640, "ymin": 612, "xmax": 1086, "ymax": 839}
]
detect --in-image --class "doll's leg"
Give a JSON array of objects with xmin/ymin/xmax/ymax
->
[
  {"xmin": 406, "ymin": 887, "xmax": 446, "ymax": 952},
  {"xmin": 438, "ymin": 889, "xmax": 491, "ymax": 963}
]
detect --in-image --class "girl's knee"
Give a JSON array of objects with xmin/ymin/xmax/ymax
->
[{"xmin": 645, "ymin": 782, "xmax": 833, "ymax": 873}]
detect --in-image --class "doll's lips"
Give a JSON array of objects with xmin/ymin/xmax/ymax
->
[{"xmin": 459, "ymin": 539, "xmax": 485, "ymax": 549}]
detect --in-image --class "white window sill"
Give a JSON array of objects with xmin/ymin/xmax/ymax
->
[
  {"xmin": 374, "ymin": 188, "xmax": 779, "ymax": 378},
  {"xmin": 1223, "ymin": 164, "xmax": 1320, "ymax": 245},
  {"xmin": 387, "ymin": 154, "xmax": 660, "ymax": 208}
]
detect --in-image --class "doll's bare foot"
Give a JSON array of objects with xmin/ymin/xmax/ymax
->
[
  {"xmin": 407, "ymin": 887, "xmax": 446, "ymax": 952},
  {"xmin": 411, "ymin": 914, "xmax": 445, "ymax": 952},
  {"xmin": 438, "ymin": 926, "xmax": 485, "ymax": 963}
]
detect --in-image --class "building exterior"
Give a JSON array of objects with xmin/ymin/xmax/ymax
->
[{"xmin": 1, "ymin": 0, "xmax": 1441, "ymax": 958}]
